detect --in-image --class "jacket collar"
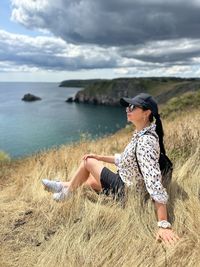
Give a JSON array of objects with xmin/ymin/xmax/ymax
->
[{"xmin": 132, "ymin": 123, "xmax": 156, "ymax": 139}]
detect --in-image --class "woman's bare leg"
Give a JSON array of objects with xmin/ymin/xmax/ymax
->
[
  {"xmin": 62, "ymin": 158, "xmax": 104, "ymax": 192},
  {"xmin": 84, "ymin": 174, "xmax": 102, "ymax": 191},
  {"xmin": 62, "ymin": 174, "xmax": 101, "ymax": 192}
]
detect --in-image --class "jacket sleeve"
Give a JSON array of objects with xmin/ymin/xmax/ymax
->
[
  {"xmin": 114, "ymin": 153, "xmax": 121, "ymax": 166},
  {"xmin": 136, "ymin": 135, "xmax": 169, "ymax": 204}
]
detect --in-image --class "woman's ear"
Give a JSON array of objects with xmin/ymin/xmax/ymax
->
[{"xmin": 144, "ymin": 109, "xmax": 152, "ymax": 117}]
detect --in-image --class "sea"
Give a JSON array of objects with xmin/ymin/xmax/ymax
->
[{"xmin": 0, "ymin": 82, "xmax": 127, "ymax": 158}]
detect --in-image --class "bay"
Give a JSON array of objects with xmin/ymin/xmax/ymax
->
[{"xmin": 0, "ymin": 82, "xmax": 127, "ymax": 158}]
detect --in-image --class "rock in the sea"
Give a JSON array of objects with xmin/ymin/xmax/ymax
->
[
  {"xmin": 65, "ymin": 97, "xmax": 73, "ymax": 103},
  {"xmin": 22, "ymin": 93, "xmax": 42, "ymax": 102}
]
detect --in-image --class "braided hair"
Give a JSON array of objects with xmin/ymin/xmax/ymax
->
[
  {"xmin": 154, "ymin": 114, "xmax": 166, "ymax": 155},
  {"xmin": 144, "ymin": 110, "xmax": 166, "ymax": 155}
]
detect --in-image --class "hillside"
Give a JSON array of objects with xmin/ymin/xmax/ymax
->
[
  {"xmin": 59, "ymin": 79, "xmax": 105, "ymax": 88},
  {"xmin": 0, "ymin": 91, "xmax": 200, "ymax": 267},
  {"xmin": 64, "ymin": 77, "xmax": 200, "ymax": 106}
]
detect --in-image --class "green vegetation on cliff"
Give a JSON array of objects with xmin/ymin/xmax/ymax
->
[
  {"xmin": 161, "ymin": 90, "xmax": 200, "ymax": 118},
  {"xmin": 82, "ymin": 77, "xmax": 184, "ymax": 96},
  {"xmin": 59, "ymin": 79, "xmax": 105, "ymax": 87},
  {"xmin": 66, "ymin": 77, "xmax": 200, "ymax": 105}
]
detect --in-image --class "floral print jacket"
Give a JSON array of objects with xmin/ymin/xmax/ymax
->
[{"xmin": 114, "ymin": 123, "xmax": 169, "ymax": 204}]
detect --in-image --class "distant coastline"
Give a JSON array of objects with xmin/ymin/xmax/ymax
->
[
  {"xmin": 60, "ymin": 77, "xmax": 200, "ymax": 106},
  {"xmin": 59, "ymin": 79, "xmax": 105, "ymax": 88}
]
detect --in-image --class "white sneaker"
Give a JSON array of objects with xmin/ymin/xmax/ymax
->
[
  {"xmin": 53, "ymin": 187, "xmax": 71, "ymax": 202},
  {"xmin": 42, "ymin": 179, "xmax": 63, "ymax": 193}
]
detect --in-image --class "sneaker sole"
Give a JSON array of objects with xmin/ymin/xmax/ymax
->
[{"xmin": 42, "ymin": 180, "xmax": 61, "ymax": 193}]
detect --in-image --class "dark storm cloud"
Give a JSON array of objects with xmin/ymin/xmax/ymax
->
[
  {"xmin": 2, "ymin": 0, "xmax": 200, "ymax": 75},
  {"xmin": 11, "ymin": 0, "xmax": 200, "ymax": 46}
]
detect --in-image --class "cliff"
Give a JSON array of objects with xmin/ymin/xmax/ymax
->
[{"xmin": 65, "ymin": 77, "xmax": 200, "ymax": 105}]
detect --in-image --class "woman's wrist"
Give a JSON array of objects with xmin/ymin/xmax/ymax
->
[{"xmin": 157, "ymin": 220, "xmax": 172, "ymax": 229}]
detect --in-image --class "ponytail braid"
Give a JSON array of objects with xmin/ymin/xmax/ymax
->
[{"xmin": 155, "ymin": 114, "xmax": 166, "ymax": 155}]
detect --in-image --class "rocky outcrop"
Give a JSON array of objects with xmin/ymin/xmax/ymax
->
[
  {"xmin": 22, "ymin": 93, "xmax": 42, "ymax": 102},
  {"xmin": 73, "ymin": 91, "xmax": 121, "ymax": 105},
  {"xmin": 65, "ymin": 97, "xmax": 74, "ymax": 103}
]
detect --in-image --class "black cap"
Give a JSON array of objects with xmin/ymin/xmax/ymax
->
[{"xmin": 120, "ymin": 93, "xmax": 159, "ymax": 117}]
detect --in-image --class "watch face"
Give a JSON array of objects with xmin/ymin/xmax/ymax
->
[
  {"xmin": 162, "ymin": 222, "xmax": 168, "ymax": 228},
  {"xmin": 158, "ymin": 221, "xmax": 171, "ymax": 228}
]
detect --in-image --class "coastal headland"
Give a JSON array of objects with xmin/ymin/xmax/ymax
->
[{"xmin": 60, "ymin": 77, "xmax": 200, "ymax": 106}]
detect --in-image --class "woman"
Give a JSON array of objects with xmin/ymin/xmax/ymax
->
[{"xmin": 42, "ymin": 93, "xmax": 179, "ymax": 245}]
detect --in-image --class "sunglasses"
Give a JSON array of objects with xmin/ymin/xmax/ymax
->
[{"xmin": 126, "ymin": 104, "xmax": 138, "ymax": 112}]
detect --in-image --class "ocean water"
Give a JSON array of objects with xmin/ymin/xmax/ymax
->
[{"xmin": 0, "ymin": 82, "xmax": 127, "ymax": 158}]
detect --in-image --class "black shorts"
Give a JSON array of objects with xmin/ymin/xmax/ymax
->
[{"xmin": 100, "ymin": 167, "xmax": 125, "ymax": 200}]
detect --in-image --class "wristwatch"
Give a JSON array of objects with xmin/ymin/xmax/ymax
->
[{"xmin": 157, "ymin": 220, "xmax": 172, "ymax": 229}]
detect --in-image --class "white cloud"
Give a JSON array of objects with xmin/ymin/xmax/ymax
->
[
  {"xmin": 1, "ymin": 28, "xmax": 200, "ymax": 79},
  {"xmin": 0, "ymin": 29, "xmax": 118, "ymax": 71},
  {"xmin": 114, "ymin": 68, "xmax": 129, "ymax": 75}
]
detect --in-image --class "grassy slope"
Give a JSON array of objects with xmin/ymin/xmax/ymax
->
[
  {"xmin": 0, "ymin": 92, "xmax": 200, "ymax": 267},
  {"xmin": 161, "ymin": 90, "xmax": 200, "ymax": 117}
]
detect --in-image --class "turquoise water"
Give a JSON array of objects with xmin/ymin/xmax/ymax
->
[{"xmin": 0, "ymin": 82, "xmax": 127, "ymax": 158}]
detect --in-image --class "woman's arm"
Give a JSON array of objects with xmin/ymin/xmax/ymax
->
[
  {"xmin": 154, "ymin": 201, "xmax": 168, "ymax": 221},
  {"xmin": 98, "ymin": 155, "xmax": 115, "ymax": 164},
  {"xmin": 82, "ymin": 154, "xmax": 115, "ymax": 164},
  {"xmin": 136, "ymin": 136, "xmax": 180, "ymax": 244},
  {"xmin": 136, "ymin": 135, "xmax": 169, "ymax": 204},
  {"xmin": 154, "ymin": 201, "xmax": 180, "ymax": 245}
]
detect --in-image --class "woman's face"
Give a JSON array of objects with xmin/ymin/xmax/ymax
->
[{"xmin": 126, "ymin": 105, "xmax": 151, "ymax": 124}]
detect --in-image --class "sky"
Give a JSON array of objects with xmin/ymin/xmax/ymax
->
[{"xmin": 1, "ymin": 0, "xmax": 200, "ymax": 82}]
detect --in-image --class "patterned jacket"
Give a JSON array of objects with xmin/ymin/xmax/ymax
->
[{"xmin": 114, "ymin": 123, "xmax": 169, "ymax": 204}]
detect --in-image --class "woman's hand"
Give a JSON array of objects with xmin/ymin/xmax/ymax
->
[
  {"xmin": 82, "ymin": 154, "xmax": 101, "ymax": 161},
  {"xmin": 156, "ymin": 228, "xmax": 180, "ymax": 245}
]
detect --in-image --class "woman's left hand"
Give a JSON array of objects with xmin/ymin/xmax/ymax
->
[
  {"xmin": 156, "ymin": 228, "xmax": 180, "ymax": 245},
  {"xmin": 82, "ymin": 154, "xmax": 101, "ymax": 161}
]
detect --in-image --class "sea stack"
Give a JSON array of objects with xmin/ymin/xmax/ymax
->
[{"xmin": 22, "ymin": 93, "xmax": 42, "ymax": 102}]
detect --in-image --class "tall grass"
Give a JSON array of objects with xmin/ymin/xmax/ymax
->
[
  {"xmin": 0, "ymin": 150, "xmax": 10, "ymax": 162},
  {"xmin": 0, "ymin": 108, "xmax": 200, "ymax": 267}
]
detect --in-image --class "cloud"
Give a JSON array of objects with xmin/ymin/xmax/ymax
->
[
  {"xmin": 118, "ymin": 39, "xmax": 200, "ymax": 65},
  {"xmin": 0, "ymin": 30, "xmax": 118, "ymax": 71},
  {"xmin": 1, "ymin": 28, "xmax": 200, "ymax": 78},
  {"xmin": 11, "ymin": 0, "xmax": 200, "ymax": 46},
  {"xmin": 2, "ymin": 0, "xmax": 200, "ymax": 77}
]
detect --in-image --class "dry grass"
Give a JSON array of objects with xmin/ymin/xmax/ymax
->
[{"xmin": 0, "ymin": 108, "xmax": 200, "ymax": 267}]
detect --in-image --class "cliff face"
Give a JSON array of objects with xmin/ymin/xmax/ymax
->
[
  {"xmin": 65, "ymin": 77, "xmax": 200, "ymax": 105},
  {"xmin": 74, "ymin": 91, "xmax": 125, "ymax": 105}
]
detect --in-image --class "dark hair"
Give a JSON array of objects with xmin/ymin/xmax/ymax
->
[
  {"xmin": 155, "ymin": 115, "xmax": 166, "ymax": 155},
  {"xmin": 143, "ymin": 108, "xmax": 166, "ymax": 155},
  {"xmin": 149, "ymin": 113, "xmax": 153, "ymax": 123}
]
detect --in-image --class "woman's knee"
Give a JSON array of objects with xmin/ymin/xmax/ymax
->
[{"xmin": 84, "ymin": 158, "xmax": 98, "ymax": 169}]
